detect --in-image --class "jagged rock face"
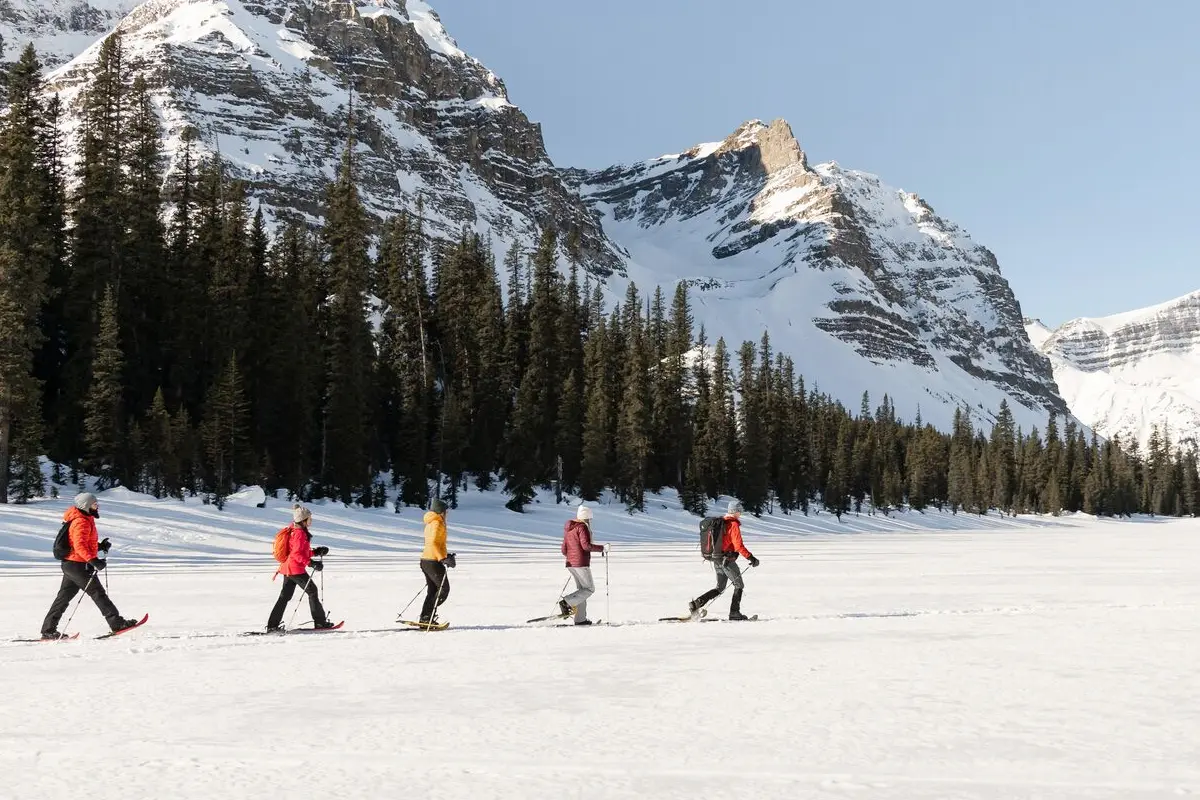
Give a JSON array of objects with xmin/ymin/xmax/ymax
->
[
  {"xmin": 568, "ymin": 119, "xmax": 1068, "ymax": 431},
  {"xmin": 0, "ymin": 0, "xmax": 135, "ymax": 68},
  {"xmin": 37, "ymin": 0, "xmax": 623, "ymax": 273},
  {"xmin": 1028, "ymin": 292, "xmax": 1200, "ymax": 447}
]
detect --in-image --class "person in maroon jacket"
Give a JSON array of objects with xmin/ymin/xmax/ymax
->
[{"xmin": 559, "ymin": 505, "xmax": 608, "ymax": 625}]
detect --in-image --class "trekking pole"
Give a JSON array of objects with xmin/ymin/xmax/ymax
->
[
  {"xmin": 397, "ymin": 586, "xmax": 424, "ymax": 621},
  {"xmin": 62, "ymin": 572, "xmax": 97, "ymax": 635},
  {"xmin": 428, "ymin": 566, "xmax": 449, "ymax": 630},
  {"xmin": 286, "ymin": 571, "xmax": 316, "ymax": 629},
  {"xmin": 604, "ymin": 549, "xmax": 611, "ymax": 623}
]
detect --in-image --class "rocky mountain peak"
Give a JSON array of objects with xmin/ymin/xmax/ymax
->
[
  {"xmin": 32, "ymin": 0, "xmax": 624, "ymax": 274},
  {"xmin": 712, "ymin": 117, "xmax": 807, "ymax": 175},
  {"xmin": 572, "ymin": 123, "xmax": 1067, "ymax": 432}
]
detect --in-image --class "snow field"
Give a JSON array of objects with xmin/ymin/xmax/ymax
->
[{"xmin": 3, "ymin": 517, "xmax": 1200, "ymax": 799}]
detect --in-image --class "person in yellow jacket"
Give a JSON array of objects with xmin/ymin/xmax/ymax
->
[{"xmin": 419, "ymin": 498, "xmax": 455, "ymax": 624}]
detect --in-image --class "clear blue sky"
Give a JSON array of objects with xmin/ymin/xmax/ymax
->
[{"xmin": 431, "ymin": 0, "xmax": 1200, "ymax": 327}]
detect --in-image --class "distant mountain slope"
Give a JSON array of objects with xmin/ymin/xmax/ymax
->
[
  {"xmin": 1027, "ymin": 291, "xmax": 1200, "ymax": 447},
  {"xmin": 568, "ymin": 119, "xmax": 1067, "ymax": 432},
  {"xmin": 30, "ymin": 0, "xmax": 624, "ymax": 273}
]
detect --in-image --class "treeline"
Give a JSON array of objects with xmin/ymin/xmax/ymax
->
[{"xmin": 2, "ymin": 38, "xmax": 1198, "ymax": 519}]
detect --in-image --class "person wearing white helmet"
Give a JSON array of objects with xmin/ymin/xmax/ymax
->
[
  {"xmin": 558, "ymin": 504, "xmax": 608, "ymax": 625},
  {"xmin": 40, "ymin": 493, "xmax": 140, "ymax": 638},
  {"xmin": 689, "ymin": 500, "xmax": 759, "ymax": 621}
]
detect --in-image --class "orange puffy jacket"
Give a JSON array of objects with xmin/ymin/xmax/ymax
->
[
  {"xmin": 63, "ymin": 506, "xmax": 100, "ymax": 563},
  {"xmin": 722, "ymin": 515, "xmax": 754, "ymax": 560}
]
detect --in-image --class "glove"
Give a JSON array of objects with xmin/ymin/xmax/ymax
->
[
  {"xmin": 99, "ymin": 537, "xmax": 111, "ymax": 552},
  {"xmin": 309, "ymin": 560, "xmax": 324, "ymax": 572},
  {"xmin": 312, "ymin": 546, "xmax": 329, "ymax": 557},
  {"xmin": 749, "ymin": 556, "xmax": 760, "ymax": 568},
  {"xmin": 442, "ymin": 553, "xmax": 457, "ymax": 569},
  {"xmin": 88, "ymin": 558, "xmax": 107, "ymax": 571},
  {"xmin": 603, "ymin": 543, "xmax": 610, "ymax": 556}
]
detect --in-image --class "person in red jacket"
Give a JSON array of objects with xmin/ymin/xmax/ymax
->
[
  {"xmin": 266, "ymin": 505, "xmax": 332, "ymax": 631},
  {"xmin": 558, "ymin": 505, "xmax": 607, "ymax": 625},
  {"xmin": 689, "ymin": 500, "xmax": 760, "ymax": 620},
  {"xmin": 41, "ymin": 493, "xmax": 140, "ymax": 639}
]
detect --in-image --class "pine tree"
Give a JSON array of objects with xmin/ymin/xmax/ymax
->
[
  {"xmin": 201, "ymin": 355, "xmax": 250, "ymax": 505},
  {"xmin": 120, "ymin": 73, "xmax": 167, "ymax": 412},
  {"xmin": 578, "ymin": 316, "xmax": 610, "ymax": 501},
  {"xmin": 140, "ymin": 387, "xmax": 175, "ymax": 498},
  {"xmin": 616, "ymin": 301, "xmax": 651, "ymax": 512},
  {"xmin": 376, "ymin": 213, "xmax": 433, "ymax": 506},
  {"xmin": 823, "ymin": 416, "xmax": 852, "ymax": 520},
  {"xmin": 320, "ymin": 149, "xmax": 374, "ymax": 503},
  {"xmin": 0, "ymin": 45, "xmax": 54, "ymax": 502},
  {"xmin": 83, "ymin": 286, "xmax": 123, "ymax": 487},
  {"xmin": 736, "ymin": 339, "xmax": 770, "ymax": 513}
]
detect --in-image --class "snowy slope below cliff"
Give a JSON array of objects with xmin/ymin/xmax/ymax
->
[
  {"xmin": 0, "ymin": 0, "xmax": 135, "ymax": 68},
  {"xmin": 1027, "ymin": 292, "xmax": 1200, "ymax": 448},
  {"xmin": 37, "ymin": 0, "xmax": 623, "ymax": 272},
  {"xmin": 572, "ymin": 120, "xmax": 1067, "ymax": 433}
]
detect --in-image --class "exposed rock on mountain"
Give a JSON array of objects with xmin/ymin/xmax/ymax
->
[
  {"xmin": 1027, "ymin": 291, "xmax": 1200, "ymax": 447},
  {"xmin": 29, "ymin": 0, "xmax": 623, "ymax": 272},
  {"xmin": 568, "ymin": 119, "xmax": 1066, "ymax": 431}
]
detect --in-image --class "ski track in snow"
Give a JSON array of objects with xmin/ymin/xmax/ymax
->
[{"xmin": 3, "ymin": 487, "xmax": 1200, "ymax": 798}]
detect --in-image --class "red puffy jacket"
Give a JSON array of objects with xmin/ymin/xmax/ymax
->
[
  {"xmin": 63, "ymin": 506, "xmax": 100, "ymax": 563},
  {"xmin": 722, "ymin": 515, "xmax": 754, "ymax": 560},
  {"xmin": 279, "ymin": 524, "xmax": 313, "ymax": 577},
  {"xmin": 562, "ymin": 520, "xmax": 603, "ymax": 567}
]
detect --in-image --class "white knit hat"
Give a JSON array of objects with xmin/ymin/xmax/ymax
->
[
  {"xmin": 292, "ymin": 505, "xmax": 312, "ymax": 524},
  {"xmin": 576, "ymin": 505, "xmax": 593, "ymax": 521},
  {"xmin": 727, "ymin": 500, "xmax": 743, "ymax": 515},
  {"xmin": 74, "ymin": 492, "xmax": 98, "ymax": 511}
]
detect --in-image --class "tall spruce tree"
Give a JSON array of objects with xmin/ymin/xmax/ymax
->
[
  {"xmin": 0, "ymin": 45, "xmax": 55, "ymax": 502},
  {"xmin": 83, "ymin": 286, "xmax": 124, "ymax": 487},
  {"xmin": 320, "ymin": 148, "xmax": 374, "ymax": 503}
]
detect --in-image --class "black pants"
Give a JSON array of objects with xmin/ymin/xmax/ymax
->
[
  {"xmin": 419, "ymin": 559, "xmax": 450, "ymax": 622},
  {"xmin": 695, "ymin": 558, "xmax": 744, "ymax": 614},
  {"xmin": 42, "ymin": 560, "xmax": 122, "ymax": 634},
  {"xmin": 267, "ymin": 573, "xmax": 326, "ymax": 628}
]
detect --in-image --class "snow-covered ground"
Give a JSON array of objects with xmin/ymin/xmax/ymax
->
[{"xmin": 3, "ymin": 489, "xmax": 1199, "ymax": 798}]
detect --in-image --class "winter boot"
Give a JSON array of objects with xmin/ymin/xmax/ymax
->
[
  {"xmin": 728, "ymin": 589, "xmax": 748, "ymax": 621},
  {"xmin": 265, "ymin": 624, "xmax": 285, "ymax": 634},
  {"xmin": 558, "ymin": 599, "xmax": 573, "ymax": 618},
  {"xmin": 112, "ymin": 617, "xmax": 141, "ymax": 633},
  {"xmin": 314, "ymin": 619, "xmax": 336, "ymax": 630},
  {"xmin": 41, "ymin": 631, "xmax": 69, "ymax": 640},
  {"xmin": 574, "ymin": 619, "xmax": 594, "ymax": 626}
]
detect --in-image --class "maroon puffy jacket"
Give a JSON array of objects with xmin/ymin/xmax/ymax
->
[{"xmin": 562, "ymin": 520, "xmax": 603, "ymax": 567}]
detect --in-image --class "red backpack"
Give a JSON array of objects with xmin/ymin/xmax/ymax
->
[{"xmin": 272, "ymin": 525, "xmax": 293, "ymax": 563}]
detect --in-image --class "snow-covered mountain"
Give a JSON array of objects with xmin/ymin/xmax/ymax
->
[
  {"xmin": 32, "ymin": 0, "xmax": 624, "ymax": 272},
  {"xmin": 4, "ymin": 0, "xmax": 1071, "ymax": 433},
  {"xmin": 568, "ymin": 119, "xmax": 1066, "ymax": 432},
  {"xmin": 0, "ymin": 0, "xmax": 136, "ymax": 68},
  {"xmin": 1027, "ymin": 291, "xmax": 1200, "ymax": 448}
]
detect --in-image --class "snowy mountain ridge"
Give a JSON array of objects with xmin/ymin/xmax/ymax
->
[
  {"xmin": 4, "ymin": 1, "xmax": 1073, "ymax": 435},
  {"xmin": 30, "ymin": 0, "xmax": 625, "ymax": 274},
  {"xmin": 1026, "ymin": 290, "xmax": 1200, "ymax": 448},
  {"xmin": 0, "ymin": 0, "xmax": 135, "ymax": 68},
  {"xmin": 570, "ymin": 119, "xmax": 1067, "ymax": 432}
]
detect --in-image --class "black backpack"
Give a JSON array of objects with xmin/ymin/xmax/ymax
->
[
  {"xmin": 52, "ymin": 521, "xmax": 71, "ymax": 560},
  {"xmin": 699, "ymin": 517, "xmax": 726, "ymax": 560}
]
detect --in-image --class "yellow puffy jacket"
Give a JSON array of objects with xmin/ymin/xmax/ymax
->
[{"xmin": 422, "ymin": 511, "xmax": 447, "ymax": 561}]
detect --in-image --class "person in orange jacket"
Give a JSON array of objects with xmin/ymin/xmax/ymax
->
[
  {"xmin": 689, "ymin": 500, "xmax": 760, "ymax": 620},
  {"xmin": 419, "ymin": 498, "xmax": 455, "ymax": 624},
  {"xmin": 41, "ymin": 493, "xmax": 140, "ymax": 639}
]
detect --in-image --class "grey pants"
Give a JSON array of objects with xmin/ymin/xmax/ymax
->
[
  {"xmin": 563, "ymin": 566, "xmax": 596, "ymax": 622},
  {"xmin": 695, "ymin": 558, "xmax": 743, "ymax": 609}
]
